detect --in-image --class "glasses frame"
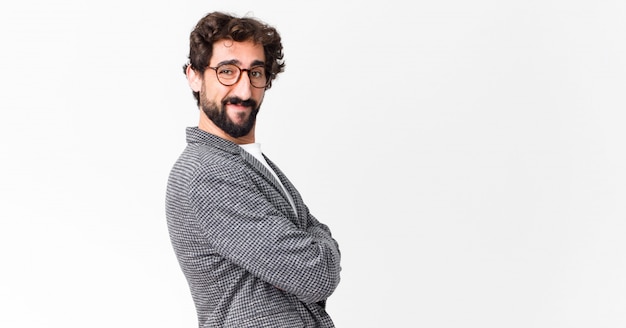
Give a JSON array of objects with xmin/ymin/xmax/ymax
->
[{"xmin": 207, "ymin": 64, "xmax": 269, "ymax": 89}]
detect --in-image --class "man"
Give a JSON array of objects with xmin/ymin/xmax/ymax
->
[{"xmin": 165, "ymin": 11, "xmax": 341, "ymax": 328}]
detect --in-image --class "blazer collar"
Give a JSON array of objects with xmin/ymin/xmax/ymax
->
[{"xmin": 186, "ymin": 127, "xmax": 241, "ymax": 154}]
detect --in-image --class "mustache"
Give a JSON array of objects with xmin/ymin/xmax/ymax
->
[{"xmin": 223, "ymin": 97, "xmax": 257, "ymax": 108}]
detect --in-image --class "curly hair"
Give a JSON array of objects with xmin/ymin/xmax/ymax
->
[{"xmin": 183, "ymin": 12, "xmax": 286, "ymax": 105}]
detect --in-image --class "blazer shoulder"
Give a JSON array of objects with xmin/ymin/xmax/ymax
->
[{"xmin": 171, "ymin": 143, "xmax": 250, "ymax": 182}]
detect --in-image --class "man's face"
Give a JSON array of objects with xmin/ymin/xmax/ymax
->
[{"xmin": 198, "ymin": 39, "xmax": 266, "ymax": 138}]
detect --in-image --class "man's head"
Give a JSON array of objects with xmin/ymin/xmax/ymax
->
[{"xmin": 184, "ymin": 12, "xmax": 285, "ymax": 141}]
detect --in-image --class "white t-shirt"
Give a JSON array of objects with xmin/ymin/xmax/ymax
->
[{"xmin": 240, "ymin": 143, "xmax": 298, "ymax": 217}]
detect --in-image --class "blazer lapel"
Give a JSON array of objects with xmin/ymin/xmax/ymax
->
[
  {"xmin": 265, "ymin": 157, "xmax": 306, "ymax": 220},
  {"xmin": 239, "ymin": 148, "xmax": 293, "ymax": 207},
  {"xmin": 187, "ymin": 127, "xmax": 298, "ymax": 216}
]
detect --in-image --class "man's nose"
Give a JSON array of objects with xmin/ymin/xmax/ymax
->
[{"xmin": 230, "ymin": 71, "xmax": 253, "ymax": 100}]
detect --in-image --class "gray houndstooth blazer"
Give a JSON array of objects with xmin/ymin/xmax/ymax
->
[{"xmin": 166, "ymin": 127, "xmax": 341, "ymax": 327}]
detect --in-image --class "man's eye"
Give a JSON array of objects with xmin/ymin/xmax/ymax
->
[
  {"xmin": 250, "ymin": 69, "xmax": 265, "ymax": 78},
  {"xmin": 219, "ymin": 69, "xmax": 234, "ymax": 75}
]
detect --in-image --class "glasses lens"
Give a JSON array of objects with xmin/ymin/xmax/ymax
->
[
  {"xmin": 215, "ymin": 64, "xmax": 240, "ymax": 86},
  {"xmin": 249, "ymin": 66, "xmax": 268, "ymax": 88}
]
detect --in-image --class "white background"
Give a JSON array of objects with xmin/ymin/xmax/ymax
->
[{"xmin": 1, "ymin": 0, "xmax": 625, "ymax": 327}]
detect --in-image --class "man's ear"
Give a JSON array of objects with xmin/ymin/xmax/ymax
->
[{"xmin": 186, "ymin": 66, "xmax": 202, "ymax": 92}]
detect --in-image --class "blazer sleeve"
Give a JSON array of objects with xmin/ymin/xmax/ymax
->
[
  {"xmin": 305, "ymin": 209, "xmax": 341, "ymax": 261},
  {"xmin": 187, "ymin": 163, "xmax": 341, "ymax": 304}
]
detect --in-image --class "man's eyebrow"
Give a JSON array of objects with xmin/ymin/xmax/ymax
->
[
  {"xmin": 214, "ymin": 59, "xmax": 266, "ymax": 67},
  {"xmin": 215, "ymin": 59, "xmax": 241, "ymax": 67}
]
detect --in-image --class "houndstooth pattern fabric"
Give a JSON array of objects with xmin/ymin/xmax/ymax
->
[{"xmin": 166, "ymin": 127, "xmax": 341, "ymax": 328}]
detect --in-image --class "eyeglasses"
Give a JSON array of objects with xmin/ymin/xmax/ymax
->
[{"xmin": 207, "ymin": 64, "xmax": 269, "ymax": 88}]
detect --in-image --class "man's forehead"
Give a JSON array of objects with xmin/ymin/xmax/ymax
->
[{"xmin": 211, "ymin": 39, "xmax": 265, "ymax": 65}]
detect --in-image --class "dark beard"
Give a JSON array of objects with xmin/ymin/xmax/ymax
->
[{"xmin": 200, "ymin": 96, "xmax": 259, "ymax": 138}]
